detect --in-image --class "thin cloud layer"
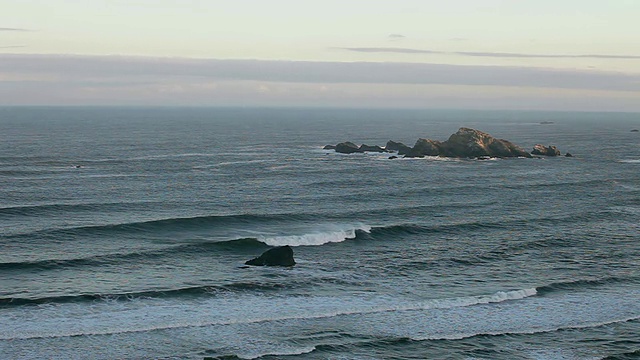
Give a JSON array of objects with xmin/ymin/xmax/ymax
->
[
  {"xmin": 0, "ymin": 27, "xmax": 31, "ymax": 32},
  {"xmin": 343, "ymin": 47, "xmax": 640, "ymax": 60}
]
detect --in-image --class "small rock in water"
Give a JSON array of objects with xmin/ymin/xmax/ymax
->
[{"xmin": 245, "ymin": 245, "xmax": 296, "ymax": 267}]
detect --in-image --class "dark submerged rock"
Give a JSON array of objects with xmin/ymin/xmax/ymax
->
[
  {"xmin": 388, "ymin": 155, "xmax": 398, "ymax": 159},
  {"xmin": 531, "ymin": 144, "xmax": 561, "ymax": 156},
  {"xmin": 385, "ymin": 140, "xmax": 412, "ymax": 155},
  {"xmin": 631, "ymin": 129, "xmax": 639, "ymax": 132},
  {"xmin": 245, "ymin": 245, "xmax": 296, "ymax": 267},
  {"xmin": 358, "ymin": 144, "xmax": 386, "ymax": 153},
  {"xmin": 323, "ymin": 144, "xmax": 336, "ymax": 150},
  {"xmin": 565, "ymin": 152, "xmax": 573, "ymax": 157}
]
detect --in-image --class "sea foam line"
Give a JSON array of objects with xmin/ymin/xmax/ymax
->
[{"xmin": 0, "ymin": 288, "xmax": 534, "ymax": 340}]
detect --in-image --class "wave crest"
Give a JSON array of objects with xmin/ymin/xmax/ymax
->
[{"xmin": 258, "ymin": 225, "xmax": 371, "ymax": 246}]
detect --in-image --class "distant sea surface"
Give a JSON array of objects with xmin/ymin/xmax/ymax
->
[{"xmin": 1, "ymin": 107, "xmax": 639, "ymax": 360}]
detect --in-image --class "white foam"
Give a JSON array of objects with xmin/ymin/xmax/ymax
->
[
  {"xmin": 618, "ymin": 159, "xmax": 640, "ymax": 164},
  {"xmin": 257, "ymin": 224, "xmax": 372, "ymax": 246},
  {"xmin": 3, "ymin": 288, "xmax": 640, "ymax": 360}
]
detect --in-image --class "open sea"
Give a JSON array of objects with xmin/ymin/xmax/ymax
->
[{"xmin": 1, "ymin": 107, "xmax": 639, "ymax": 360}]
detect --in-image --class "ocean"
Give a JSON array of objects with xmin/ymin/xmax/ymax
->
[{"xmin": 1, "ymin": 107, "xmax": 639, "ymax": 359}]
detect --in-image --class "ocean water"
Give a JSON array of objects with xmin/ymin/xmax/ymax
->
[{"xmin": 1, "ymin": 107, "xmax": 639, "ymax": 360}]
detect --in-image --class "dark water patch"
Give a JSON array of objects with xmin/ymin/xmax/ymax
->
[
  {"xmin": 602, "ymin": 349, "xmax": 640, "ymax": 360},
  {"xmin": 0, "ymin": 201, "xmax": 162, "ymax": 217},
  {"xmin": 0, "ymin": 238, "xmax": 269, "ymax": 272}
]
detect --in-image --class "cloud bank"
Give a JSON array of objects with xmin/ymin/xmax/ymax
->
[
  {"xmin": 0, "ymin": 54, "xmax": 639, "ymax": 110},
  {"xmin": 1, "ymin": 54, "xmax": 638, "ymax": 91},
  {"xmin": 342, "ymin": 47, "xmax": 640, "ymax": 60}
]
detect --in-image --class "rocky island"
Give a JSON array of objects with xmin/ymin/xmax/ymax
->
[{"xmin": 325, "ymin": 127, "xmax": 569, "ymax": 159}]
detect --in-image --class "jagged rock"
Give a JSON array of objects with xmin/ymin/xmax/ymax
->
[
  {"xmin": 385, "ymin": 140, "xmax": 412, "ymax": 155},
  {"xmin": 323, "ymin": 144, "xmax": 336, "ymax": 150},
  {"xmin": 245, "ymin": 246, "xmax": 295, "ymax": 267},
  {"xmin": 358, "ymin": 144, "xmax": 386, "ymax": 153},
  {"xmin": 531, "ymin": 144, "xmax": 561, "ymax": 156},
  {"xmin": 335, "ymin": 142, "xmax": 360, "ymax": 154}
]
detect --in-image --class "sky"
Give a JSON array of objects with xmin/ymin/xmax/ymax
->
[{"xmin": 1, "ymin": 0, "xmax": 640, "ymax": 110}]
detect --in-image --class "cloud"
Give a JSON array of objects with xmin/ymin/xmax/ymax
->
[
  {"xmin": 0, "ymin": 45, "xmax": 26, "ymax": 49},
  {"xmin": 0, "ymin": 27, "xmax": 32, "ymax": 32},
  {"xmin": 340, "ymin": 47, "xmax": 437, "ymax": 54},
  {"xmin": 1, "ymin": 54, "xmax": 638, "ymax": 93},
  {"xmin": 388, "ymin": 34, "xmax": 406, "ymax": 39},
  {"xmin": 342, "ymin": 47, "xmax": 640, "ymax": 60}
]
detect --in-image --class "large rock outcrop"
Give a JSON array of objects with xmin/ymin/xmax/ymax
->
[
  {"xmin": 327, "ymin": 127, "xmax": 555, "ymax": 159},
  {"xmin": 435, "ymin": 128, "xmax": 532, "ymax": 158},
  {"xmin": 245, "ymin": 246, "xmax": 296, "ymax": 267}
]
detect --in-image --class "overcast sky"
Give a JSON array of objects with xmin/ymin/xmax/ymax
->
[{"xmin": 1, "ymin": 0, "xmax": 639, "ymax": 110}]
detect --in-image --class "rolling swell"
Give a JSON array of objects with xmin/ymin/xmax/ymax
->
[
  {"xmin": 0, "ymin": 281, "xmax": 292, "ymax": 308},
  {"xmin": 1, "ymin": 214, "xmax": 618, "ymax": 273},
  {"xmin": 3, "ymin": 204, "xmax": 620, "ymax": 241},
  {"xmin": 3, "ymin": 212, "xmax": 315, "ymax": 240}
]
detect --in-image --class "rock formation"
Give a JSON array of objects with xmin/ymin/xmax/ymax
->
[
  {"xmin": 405, "ymin": 138, "xmax": 442, "ymax": 158},
  {"xmin": 326, "ymin": 127, "xmax": 565, "ymax": 159},
  {"xmin": 334, "ymin": 142, "xmax": 387, "ymax": 154},
  {"xmin": 245, "ymin": 245, "xmax": 296, "ymax": 267},
  {"xmin": 531, "ymin": 144, "xmax": 561, "ymax": 156}
]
